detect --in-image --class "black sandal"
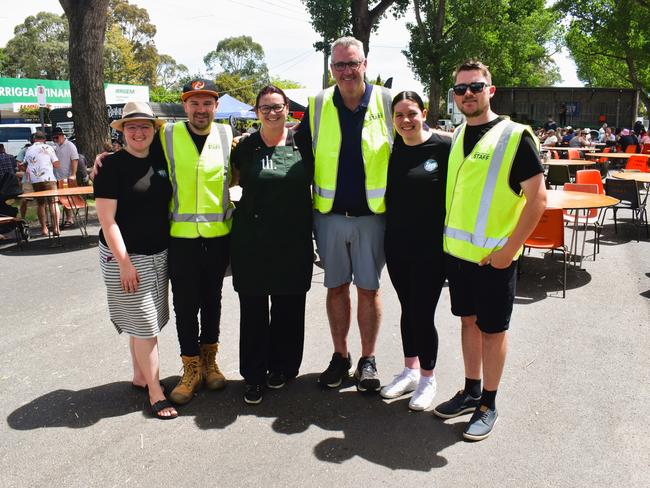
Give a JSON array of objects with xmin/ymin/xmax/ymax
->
[{"xmin": 150, "ymin": 399, "xmax": 178, "ymax": 420}]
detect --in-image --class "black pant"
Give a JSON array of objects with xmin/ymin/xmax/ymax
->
[
  {"xmin": 386, "ymin": 256, "xmax": 445, "ymax": 371},
  {"xmin": 238, "ymin": 293, "xmax": 306, "ymax": 385},
  {"xmin": 169, "ymin": 236, "xmax": 230, "ymax": 356}
]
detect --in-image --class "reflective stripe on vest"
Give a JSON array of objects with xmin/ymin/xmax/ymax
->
[
  {"xmin": 309, "ymin": 85, "xmax": 393, "ymax": 213},
  {"xmin": 162, "ymin": 122, "xmax": 233, "ymax": 237},
  {"xmin": 444, "ymin": 119, "xmax": 533, "ymax": 262}
]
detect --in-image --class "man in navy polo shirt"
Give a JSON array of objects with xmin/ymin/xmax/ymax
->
[{"xmin": 295, "ymin": 36, "xmax": 393, "ymax": 393}]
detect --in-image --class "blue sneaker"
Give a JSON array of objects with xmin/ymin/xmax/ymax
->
[
  {"xmin": 433, "ymin": 390, "xmax": 481, "ymax": 419},
  {"xmin": 463, "ymin": 405, "xmax": 498, "ymax": 441}
]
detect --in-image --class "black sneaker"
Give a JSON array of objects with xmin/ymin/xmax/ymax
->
[
  {"xmin": 319, "ymin": 352, "xmax": 352, "ymax": 388},
  {"xmin": 266, "ymin": 372, "xmax": 286, "ymax": 389},
  {"xmin": 433, "ymin": 390, "xmax": 481, "ymax": 419},
  {"xmin": 243, "ymin": 384, "xmax": 263, "ymax": 405},
  {"xmin": 354, "ymin": 356, "xmax": 380, "ymax": 392},
  {"xmin": 463, "ymin": 405, "xmax": 498, "ymax": 441}
]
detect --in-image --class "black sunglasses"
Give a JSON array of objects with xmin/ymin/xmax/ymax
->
[{"xmin": 452, "ymin": 82, "xmax": 490, "ymax": 96}]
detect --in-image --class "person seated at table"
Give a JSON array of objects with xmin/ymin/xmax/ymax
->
[
  {"xmin": 639, "ymin": 129, "xmax": 650, "ymax": 145},
  {"xmin": 569, "ymin": 129, "xmax": 588, "ymax": 148},
  {"xmin": 93, "ymin": 101, "xmax": 177, "ymax": 420},
  {"xmin": 561, "ymin": 127, "xmax": 575, "ymax": 145},
  {"xmin": 619, "ymin": 128, "xmax": 639, "ymax": 152},
  {"xmin": 22, "ymin": 131, "xmax": 60, "ymax": 236},
  {"xmin": 603, "ymin": 127, "xmax": 616, "ymax": 146},
  {"xmin": 543, "ymin": 129, "xmax": 558, "ymax": 146}
]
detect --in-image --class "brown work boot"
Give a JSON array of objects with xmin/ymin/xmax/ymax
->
[
  {"xmin": 200, "ymin": 343, "xmax": 226, "ymax": 390},
  {"xmin": 169, "ymin": 355, "xmax": 203, "ymax": 405}
]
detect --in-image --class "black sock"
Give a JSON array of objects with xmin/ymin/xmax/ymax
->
[
  {"xmin": 480, "ymin": 388, "xmax": 497, "ymax": 409},
  {"xmin": 464, "ymin": 378, "xmax": 481, "ymax": 398}
]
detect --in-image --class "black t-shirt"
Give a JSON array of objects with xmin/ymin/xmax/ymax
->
[
  {"xmin": 463, "ymin": 116, "xmax": 543, "ymax": 194},
  {"xmin": 385, "ymin": 131, "xmax": 451, "ymax": 259},
  {"xmin": 187, "ymin": 122, "xmax": 208, "ymax": 154},
  {"xmin": 619, "ymin": 134, "xmax": 639, "ymax": 152},
  {"xmin": 93, "ymin": 148, "xmax": 172, "ymax": 255}
]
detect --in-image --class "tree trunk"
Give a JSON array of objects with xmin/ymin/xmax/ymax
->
[
  {"xmin": 351, "ymin": 0, "xmax": 397, "ymax": 57},
  {"xmin": 351, "ymin": 0, "xmax": 372, "ymax": 57},
  {"xmin": 625, "ymin": 54, "xmax": 650, "ymax": 116},
  {"xmin": 427, "ymin": 76, "xmax": 442, "ymax": 124},
  {"xmin": 59, "ymin": 0, "xmax": 110, "ymax": 160}
]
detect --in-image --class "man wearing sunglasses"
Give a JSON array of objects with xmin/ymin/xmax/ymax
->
[
  {"xmin": 434, "ymin": 60, "xmax": 546, "ymax": 440},
  {"xmin": 295, "ymin": 36, "xmax": 393, "ymax": 393}
]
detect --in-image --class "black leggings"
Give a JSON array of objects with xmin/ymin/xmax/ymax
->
[
  {"xmin": 386, "ymin": 255, "xmax": 446, "ymax": 371},
  {"xmin": 238, "ymin": 293, "xmax": 306, "ymax": 385},
  {"xmin": 168, "ymin": 235, "xmax": 230, "ymax": 356}
]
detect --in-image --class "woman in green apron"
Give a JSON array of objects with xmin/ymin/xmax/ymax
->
[{"xmin": 230, "ymin": 85, "xmax": 314, "ymax": 405}]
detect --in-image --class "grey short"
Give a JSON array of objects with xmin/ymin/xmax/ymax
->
[{"xmin": 313, "ymin": 211, "xmax": 386, "ymax": 290}]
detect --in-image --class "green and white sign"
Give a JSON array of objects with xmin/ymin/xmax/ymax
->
[
  {"xmin": 0, "ymin": 78, "xmax": 71, "ymax": 104},
  {"xmin": 0, "ymin": 77, "xmax": 149, "ymax": 110}
]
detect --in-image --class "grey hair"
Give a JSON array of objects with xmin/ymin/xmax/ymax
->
[{"xmin": 331, "ymin": 36, "xmax": 364, "ymax": 60}]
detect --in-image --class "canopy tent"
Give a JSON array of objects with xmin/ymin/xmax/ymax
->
[{"xmin": 215, "ymin": 94, "xmax": 256, "ymax": 119}]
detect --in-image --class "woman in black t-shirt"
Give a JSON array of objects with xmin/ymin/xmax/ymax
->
[
  {"xmin": 229, "ymin": 85, "xmax": 313, "ymax": 405},
  {"xmin": 94, "ymin": 102, "xmax": 176, "ymax": 420},
  {"xmin": 380, "ymin": 92, "xmax": 451, "ymax": 412}
]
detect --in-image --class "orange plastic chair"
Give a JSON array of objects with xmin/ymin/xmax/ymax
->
[
  {"xmin": 595, "ymin": 146, "xmax": 611, "ymax": 163},
  {"xmin": 624, "ymin": 145, "xmax": 639, "ymax": 153},
  {"xmin": 641, "ymin": 144, "xmax": 650, "ymax": 154},
  {"xmin": 551, "ymin": 150, "xmax": 560, "ymax": 159},
  {"xmin": 563, "ymin": 183, "xmax": 602, "ymax": 262},
  {"xmin": 625, "ymin": 156, "xmax": 649, "ymax": 172},
  {"xmin": 567, "ymin": 149, "xmax": 581, "ymax": 160},
  {"xmin": 575, "ymin": 169, "xmax": 604, "ymax": 194},
  {"xmin": 524, "ymin": 208, "xmax": 568, "ymax": 297}
]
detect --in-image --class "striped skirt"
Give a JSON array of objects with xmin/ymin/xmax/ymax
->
[{"xmin": 99, "ymin": 242, "xmax": 169, "ymax": 338}]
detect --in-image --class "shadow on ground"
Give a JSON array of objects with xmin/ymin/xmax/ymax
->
[
  {"xmin": 8, "ymin": 374, "xmax": 459, "ymax": 471},
  {"xmin": 516, "ymin": 252, "xmax": 591, "ymax": 303},
  {"xmin": 0, "ymin": 233, "xmax": 98, "ymax": 256}
]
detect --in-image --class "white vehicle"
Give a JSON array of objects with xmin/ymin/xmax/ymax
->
[
  {"xmin": 436, "ymin": 119, "xmax": 454, "ymax": 131},
  {"xmin": 447, "ymin": 88, "xmax": 465, "ymax": 126},
  {"xmin": 0, "ymin": 123, "xmax": 51, "ymax": 157}
]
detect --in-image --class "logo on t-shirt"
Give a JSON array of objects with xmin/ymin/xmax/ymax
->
[
  {"xmin": 424, "ymin": 159, "xmax": 438, "ymax": 172},
  {"xmin": 261, "ymin": 155, "xmax": 276, "ymax": 170}
]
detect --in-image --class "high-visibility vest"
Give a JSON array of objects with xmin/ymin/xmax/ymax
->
[
  {"xmin": 160, "ymin": 121, "xmax": 233, "ymax": 238},
  {"xmin": 443, "ymin": 118, "xmax": 538, "ymax": 263},
  {"xmin": 309, "ymin": 85, "xmax": 393, "ymax": 213}
]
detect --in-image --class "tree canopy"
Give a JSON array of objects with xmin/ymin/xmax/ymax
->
[
  {"xmin": 556, "ymin": 0, "xmax": 650, "ymax": 111},
  {"xmin": 1, "ymin": 0, "xmax": 182, "ymax": 89},
  {"xmin": 203, "ymin": 36, "xmax": 268, "ymax": 80},
  {"xmin": 1, "ymin": 12, "xmax": 69, "ymax": 79},
  {"xmin": 302, "ymin": 0, "xmax": 409, "ymax": 57},
  {"xmin": 404, "ymin": 0, "xmax": 561, "ymax": 122}
]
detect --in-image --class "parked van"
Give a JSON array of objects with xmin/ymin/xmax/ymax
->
[{"xmin": 0, "ymin": 124, "xmax": 51, "ymax": 156}]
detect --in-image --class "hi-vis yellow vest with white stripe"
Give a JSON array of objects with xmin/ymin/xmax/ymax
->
[
  {"xmin": 160, "ymin": 122, "xmax": 233, "ymax": 238},
  {"xmin": 444, "ymin": 119, "xmax": 538, "ymax": 263},
  {"xmin": 309, "ymin": 85, "xmax": 393, "ymax": 214}
]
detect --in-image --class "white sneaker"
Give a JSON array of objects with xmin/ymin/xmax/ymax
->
[
  {"xmin": 380, "ymin": 368, "xmax": 419, "ymax": 399},
  {"xmin": 408, "ymin": 375, "xmax": 437, "ymax": 411}
]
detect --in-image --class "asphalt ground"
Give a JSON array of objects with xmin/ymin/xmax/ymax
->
[{"xmin": 0, "ymin": 211, "xmax": 648, "ymax": 488}]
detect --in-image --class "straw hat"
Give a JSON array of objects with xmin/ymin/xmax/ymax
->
[{"xmin": 110, "ymin": 101, "xmax": 164, "ymax": 131}]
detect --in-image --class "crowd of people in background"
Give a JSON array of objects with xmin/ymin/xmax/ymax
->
[{"xmin": 536, "ymin": 113, "xmax": 649, "ymax": 152}]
